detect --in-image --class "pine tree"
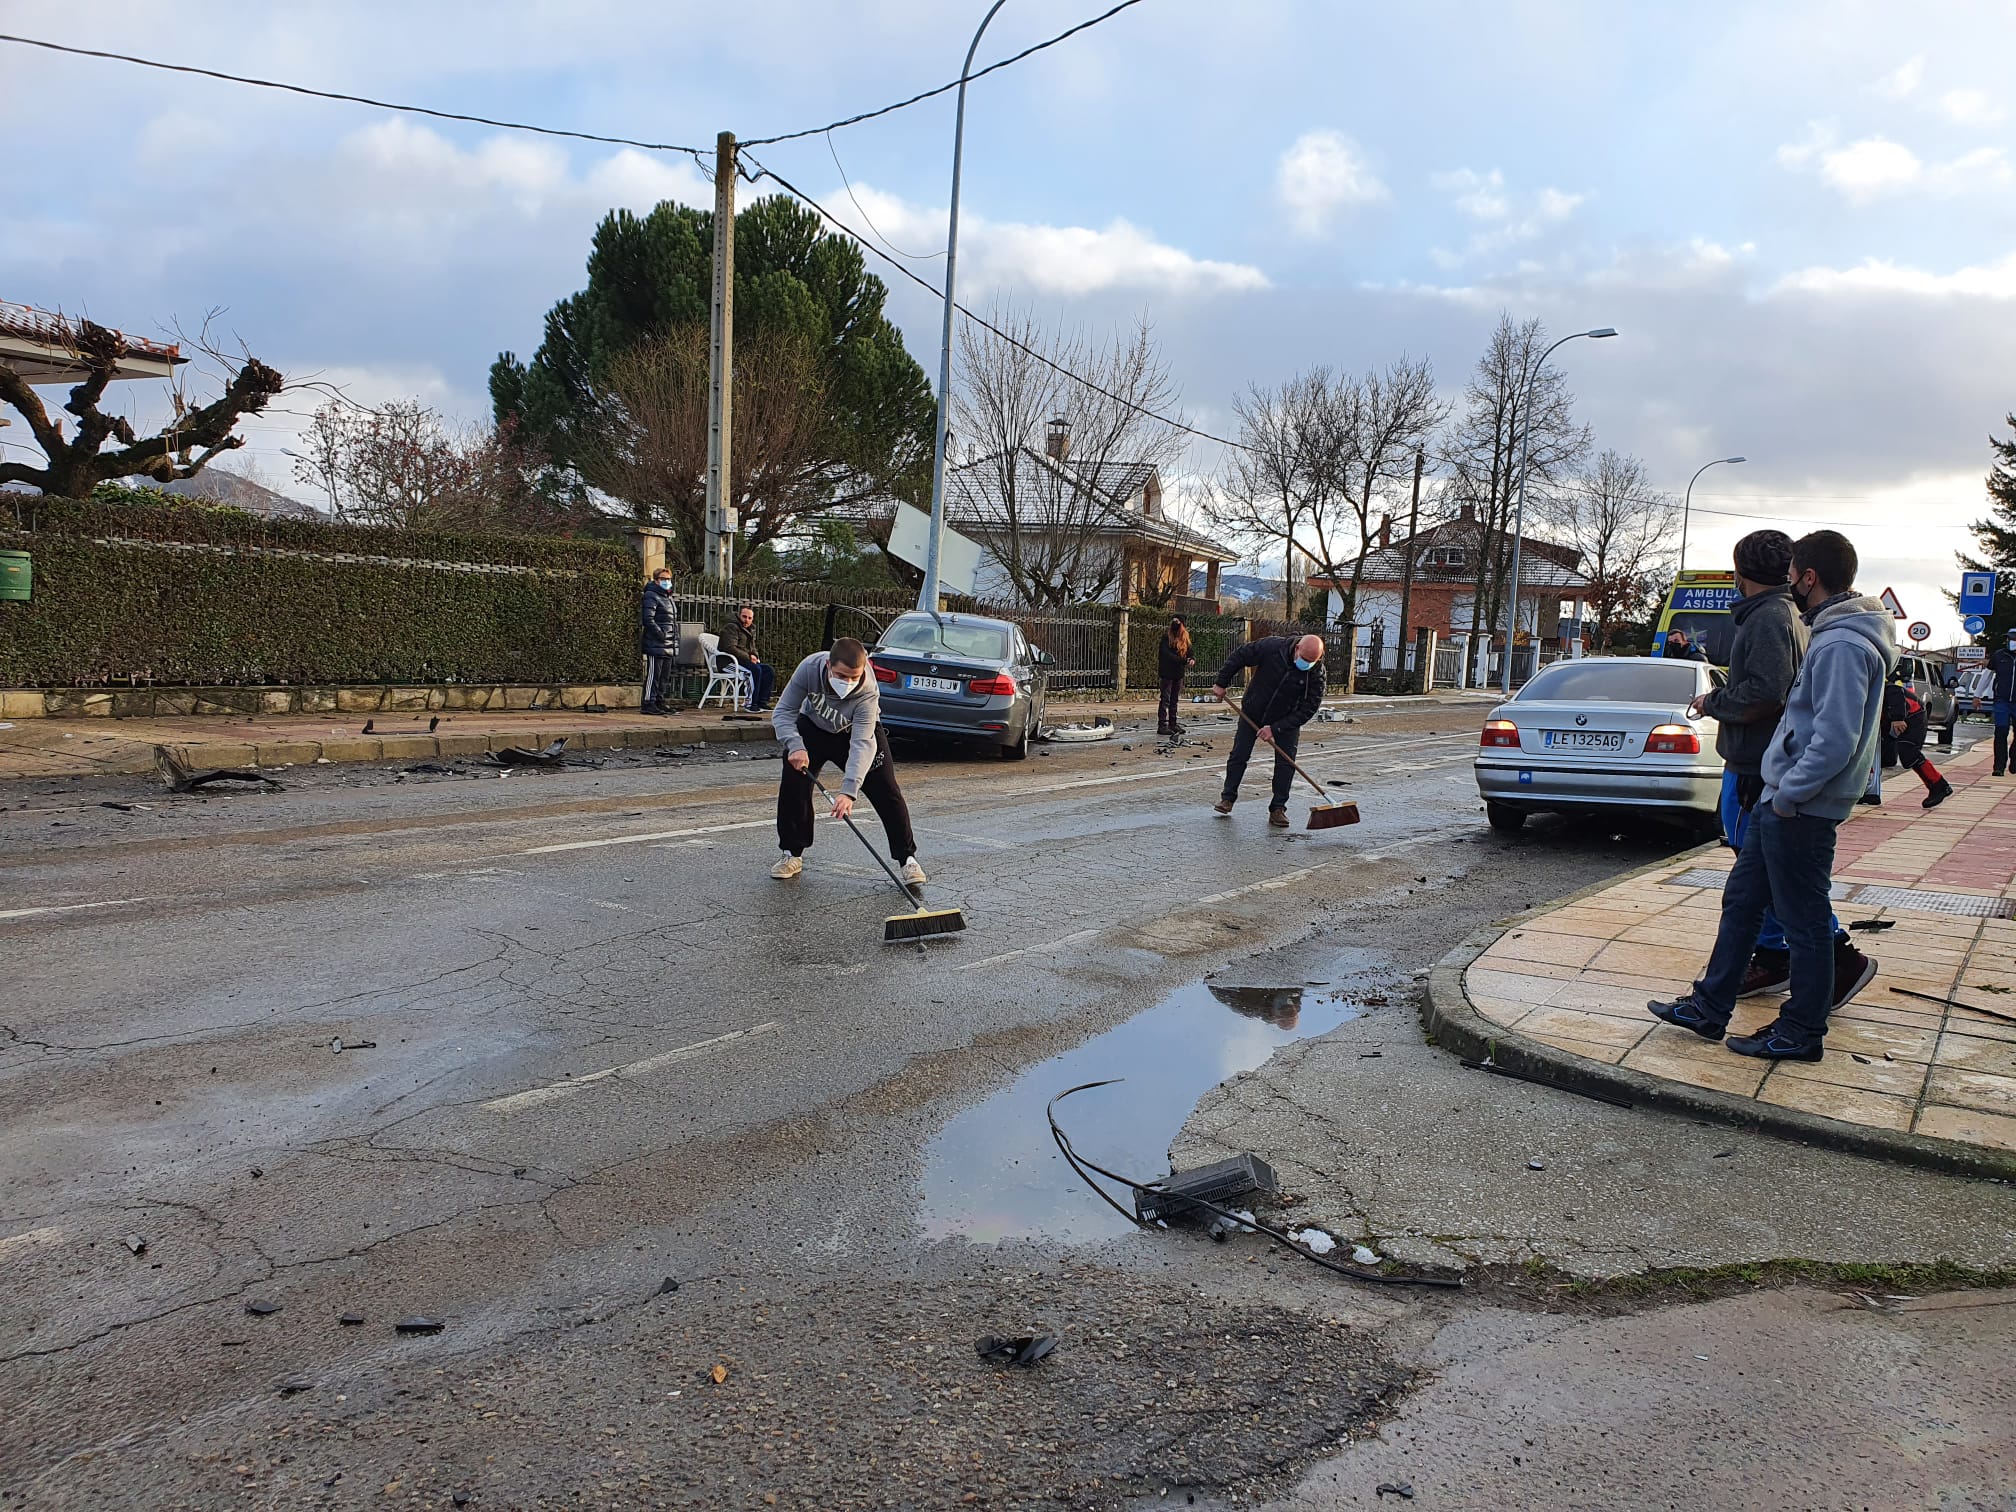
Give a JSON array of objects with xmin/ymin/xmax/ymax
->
[{"xmin": 1962, "ymin": 414, "xmax": 2016, "ymax": 644}]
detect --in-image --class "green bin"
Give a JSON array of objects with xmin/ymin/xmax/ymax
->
[{"xmin": 0, "ymin": 550, "xmax": 28, "ymax": 602}]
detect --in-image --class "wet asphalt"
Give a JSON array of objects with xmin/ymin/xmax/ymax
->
[{"xmin": 0, "ymin": 703, "xmax": 1807, "ymax": 1508}]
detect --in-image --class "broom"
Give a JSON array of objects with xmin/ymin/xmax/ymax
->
[
  {"xmin": 810, "ymin": 778, "xmax": 967, "ymax": 944},
  {"xmin": 1217, "ymin": 692, "xmax": 1361, "ymax": 830}
]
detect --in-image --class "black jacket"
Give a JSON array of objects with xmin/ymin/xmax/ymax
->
[
  {"xmin": 1992, "ymin": 645, "xmax": 2016, "ymax": 703},
  {"xmin": 721, "ymin": 620, "xmax": 760, "ymax": 667},
  {"xmin": 1700, "ymin": 586, "xmax": 1808, "ymax": 776},
  {"xmin": 1883, "ymin": 679, "xmax": 1925, "ymax": 730},
  {"xmin": 1214, "ymin": 635, "xmax": 1325, "ymax": 735},
  {"xmin": 1157, "ymin": 637, "xmax": 1192, "ymax": 682},
  {"xmin": 640, "ymin": 583, "xmax": 678, "ymax": 656}
]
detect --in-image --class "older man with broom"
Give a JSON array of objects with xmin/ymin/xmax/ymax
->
[{"xmin": 1211, "ymin": 632, "xmax": 1328, "ymax": 828}]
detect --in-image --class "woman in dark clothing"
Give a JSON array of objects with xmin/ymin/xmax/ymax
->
[{"xmin": 1157, "ymin": 617, "xmax": 1194, "ymax": 736}]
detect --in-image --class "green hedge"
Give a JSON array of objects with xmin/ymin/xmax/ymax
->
[
  {"xmin": 0, "ymin": 499, "xmax": 637, "ymax": 687},
  {"xmin": 1127, "ymin": 607, "xmax": 1247, "ymax": 690}
]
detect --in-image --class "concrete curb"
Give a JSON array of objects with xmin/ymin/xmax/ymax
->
[{"xmin": 1420, "ymin": 847, "xmax": 2016, "ymax": 1182}]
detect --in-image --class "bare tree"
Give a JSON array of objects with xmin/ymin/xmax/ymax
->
[
  {"xmin": 1440, "ymin": 315, "xmax": 1591, "ymax": 645},
  {"xmin": 1200, "ymin": 369, "xmax": 1345, "ymax": 617},
  {"xmin": 1542, "ymin": 449, "xmax": 1676, "ymax": 649},
  {"xmin": 954, "ymin": 307, "xmax": 1186, "ymax": 607},
  {"xmin": 1316, "ymin": 356, "xmax": 1446, "ymax": 622},
  {"xmin": 0, "ymin": 312, "xmax": 282, "ymax": 496},
  {"xmin": 573, "ymin": 324, "xmax": 836, "ymax": 570}
]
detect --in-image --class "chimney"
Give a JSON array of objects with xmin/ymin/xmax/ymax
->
[
  {"xmin": 1378, "ymin": 514, "xmax": 1391, "ymax": 550},
  {"xmin": 1459, "ymin": 502, "xmax": 1475, "ymax": 524},
  {"xmin": 1045, "ymin": 417, "xmax": 1070, "ymax": 461}
]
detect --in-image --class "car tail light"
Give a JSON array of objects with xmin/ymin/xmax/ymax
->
[
  {"xmin": 871, "ymin": 660, "xmax": 898, "ymax": 684},
  {"xmin": 967, "ymin": 673, "xmax": 1017, "ymax": 696},
  {"xmin": 1479, "ymin": 719, "xmax": 1519, "ymax": 748},
  {"xmin": 1646, "ymin": 723, "xmax": 1700, "ymax": 754}
]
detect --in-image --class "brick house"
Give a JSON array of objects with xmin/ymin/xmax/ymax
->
[{"xmin": 1309, "ymin": 504, "xmax": 1592, "ymax": 648}]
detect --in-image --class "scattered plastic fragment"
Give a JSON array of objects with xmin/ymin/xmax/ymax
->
[
  {"xmin": 975, "ymin": 1334, "xmax": 1058, "ymax": 1368},
  {"xmin": 1527, "ymin": 1158, "xmax": 1545, "ymax": 1171},
  {"xmin": 1352, "ymin": 1245, "xmax": 1380, "ymax": 1267},
  {"xmin": 123, "ymin": 1233, "xmax": 147, "ymax": 1255},
  {"xmin": 655, "ymin": 1276, "xmax": 680, "ymax": 1297},
  {"xmin": 709, "ymin": 1363, "xmax": 729, "ymax": 1384},
  {"xmin": 1376, "ymin": 1484, "xmax": 1414, "ymax": 1501},
  {"xmin": 339, "ymin": 1312, "xmax": 366, "ymax": 1326},
  {"xmin": 245, "ymin": 1299, "xmax": 281, "ymax": 1316},
  {"xmin": 395, "ymin": 1316, "xmax": 444, "ymax": 1335},
  {"xmin": 1292, "ymin": 1228, "xmax": 1337, "ymax": 1255},
  {"xmin": 279, "ymin": 1375, "xmax": 314, "ymax": 1395}
]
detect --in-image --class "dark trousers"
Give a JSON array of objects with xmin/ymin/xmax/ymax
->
[
  {"xmin": 1994, "ymin": 698, "xmax": 2011, "ymax": 775},
  {"xmin": 1881, "ymin": 713, "xmax": 1927, "ymax": 771},
  {"xmin": 1694, "ymin": 807, "xmax": 1841, "ymax": 1041},
  {"xmin": 778, "ymin": 722, "xmax": 916, "ymax": 860},
  {"xmin": 1221, "ymin": 719, "xmax": 1298, "ymax": 810},
  {"xmin": 1158, "ymin": 678, "xmax": 1182, "ymax": 730},
  {"xmin": 742, "ymin": 660, "xmax": 777, "ymax": 709},
  {"xmin": 642, "ymin": 653, "xmax": 677, "ymax": 709}
]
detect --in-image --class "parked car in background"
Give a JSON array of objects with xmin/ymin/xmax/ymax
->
[
  {"xmin": 1957, "ymin": 665, "xmax": 1997, "ymax": 721},
  {"xmin": 870, "ymin": 612, "xmax": 1053, "ymax": 760},
  {"xmin": 1893, "ymin": 651, "xmax": 1958, "ymax": 743},
  {"xmin": 1474, "ymin": 656, "xmax": 1723, "ymax": 834}
]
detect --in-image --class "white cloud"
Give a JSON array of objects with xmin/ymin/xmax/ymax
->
[
  {"xmin": 1931, "ymin": 146, "xmax": 2014, "ymax": 193},
  {"xmin": 1275, "ymin": 130, "xmax": 1389, "ymax": 235},
  {"xmin": 823, "ymin": 184, "xmax": 1267, "ymax": 298},
  {"xmin": 1774, "ymin": 120, "xmax": 1838, "ymax": 170},
  {"xmin": 1774, "ymin": 250, "xmax": 2016, "ymax": 299},
  {"xmin": 1432, "ymin": 167, "xmax": 1510, "ymax": 221},
  {"xmin": 1939, "ymin": 86, "xmax": 2007, "ymax": 127},
  {"xmin": 1427, "ymin": 169, "xmax": 1585, "ymax": 266},
  {"xmin": 1818, "ymin": 137, "xmax": 1923, "ymax": 200},
  {"xmin": 1873, "ymin": 54, "xmax": 1925, "ymax": 100}
]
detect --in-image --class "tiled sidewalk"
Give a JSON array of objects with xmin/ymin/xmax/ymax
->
[{"xmin": 1462, "ymin": 734, "xmax": 2016, "ymax": 1160}]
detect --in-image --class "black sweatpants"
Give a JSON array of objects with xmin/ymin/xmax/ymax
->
[
  {"xmin": 1221, "ymin": 719, "xmax": 1299, "ymax": 810},
  {"xmin": 777, "ymin": 722, "xmax": 916, "ymax": 860},
  {"xmin": 1881, "ymin": 712, "xmax": 1927, "ymax": 771},
  {"xmin": 642, "ymin": 653, "xmax": 677, "ymax": 709}
]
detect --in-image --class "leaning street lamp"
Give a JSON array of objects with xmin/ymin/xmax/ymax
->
[
  {"xmin": 1679, "ymin": 455, "xmax": 1746, "ymax": 572},
  {"xmin": 1502, "ymin": 327, "xmax": 1617, "ymax": 694},
  {"xmin": 918, "ymin": 0, "xmax": 1010, "ymax": 613}
]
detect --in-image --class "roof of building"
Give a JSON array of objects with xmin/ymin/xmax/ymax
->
[
  {"xmin": 1310, "ymin": 513, "xmax": 1590, "ymax": 592},
  {"xmin": 0, "ymin": 301, "xmax": 185, "ymax": 383}
]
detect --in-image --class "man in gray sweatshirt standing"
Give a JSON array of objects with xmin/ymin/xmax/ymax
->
[
  {"xmin": 769, "ymin": 637, "xmax": 924, "ymax": 885},
  {"xmin": 1651, "ymin": 531, "xmax": 1894, "ymax": 1060}
]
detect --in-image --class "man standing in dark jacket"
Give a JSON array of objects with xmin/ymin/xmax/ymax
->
[
  {"xmin": 1210, "ymin": 633, "xmax": 1327, "ymax": 828},
  {"xmin": 640, "ymin": 569, "xmax": 679, "ymax": 715},
  {"xmin": 1990, "ymin": 628, "xmax": 2016, "ymax": 777}
]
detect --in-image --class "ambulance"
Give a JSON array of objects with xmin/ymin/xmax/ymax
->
[{"xmin": 1650, "ymin": 570, "xmax": 1741, "ymax": 664}]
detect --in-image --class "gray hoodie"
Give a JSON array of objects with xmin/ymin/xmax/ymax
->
[
  {"xmin": 772, "ymin": 651, "xmax": 880, "ymax": 796},
  {"xmin": 1701, "ymin": 585, "xmax": 1807, "ymax": 775},
  {"xmin": 1761, "ymin": 592, "xmax": 1897, "ymax": 821}
]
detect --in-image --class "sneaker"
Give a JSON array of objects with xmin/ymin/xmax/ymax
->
[
  {"xmin": 1725, "ymin": 1020, "xmax": 1824, "ymax": 1061},
  {"xmin": 1740, "ymin": 950, "xmax": 1792, "ymax": 996},
  {"xmin": 897, "ymin": 856, "xmax": 927, "ymax": 886},
  {"xmin": 1922, "ymin": 778, "xmax": 1953, "ymax": 809},
  {"xmin": 1213, "ymin": 797, "xmax": 1235, "ymax": 815},
  {"xmin": 770, "ymin": 853, "xmax": 803, "ymax": 880},
  {"xmin": 1832, "ymin": 941, "xmax": 1878, "ymax": 1011},
  {"xmin": 1267, "ymin": 808, "xmax": 1290, "ymax": 828},
  {"xmin": 1857, "ymin": 793, "xmax": 1881, "ymax": 807},
  {"xmin": 1647, "ymin": 992, "xmax": 1729, "ymax": 1041}
]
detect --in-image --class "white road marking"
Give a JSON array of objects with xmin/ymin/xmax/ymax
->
[
  {"xmin": 1196, "ymin": 863, "xmax": 1333, "ymax": 905},
  {"xmin": 955, "ymin": 927, "xmax": 1102, "ymax": 973},
  {"xmin": 1358, "ymin": 822, "xmax": 1477, "ymax": 861},
  {"xmin": 520, "ymin": 818, "xmax": 770, "ymax": 854},
  {"xmin": 0, "ymin": 896, "xmax": 156, "ymax": 922},
  {"xmin": 482, "ymin": 1021, "xmax": 781, "ymax": 1112}
]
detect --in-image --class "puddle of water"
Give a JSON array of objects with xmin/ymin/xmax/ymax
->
[{"xmin": 919, "ymin": 956, "xmax": 1371, "ymax": 1244}]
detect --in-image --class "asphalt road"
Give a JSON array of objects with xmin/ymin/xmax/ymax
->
[{"xmin": 8, "ymin": 703, "xmax": 1994, "ymax": 1509}]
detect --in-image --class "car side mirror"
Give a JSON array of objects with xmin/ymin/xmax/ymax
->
[{"xmin": 1032, "ymin": 648, "xmax": 1056, "ymax": 666}]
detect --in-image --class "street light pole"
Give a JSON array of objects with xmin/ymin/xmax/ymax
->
[
  {"xmin": 1679, "ymin": 455, "xmax": 1746, "ymax": 572},
  {"xmin": 1502, "ymin": 327, "xmax": 1617, "ymax": 694},
  {"xmin": 918, "ymin": 0, "xmax": 1009, "ymax": 613}
]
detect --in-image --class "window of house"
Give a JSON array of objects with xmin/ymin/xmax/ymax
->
[{"xmin": 1427, "ymin": 547, "xmax": 1466, "ymax": 568}]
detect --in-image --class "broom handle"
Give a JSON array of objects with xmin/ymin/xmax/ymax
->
[
  {"xmin": 1217, "ymin": 691, "xmax": 1331, "ymax": 801},
  {"xmin": 810, "ymin": 776, "xmax": 916, "ymax": 903}
]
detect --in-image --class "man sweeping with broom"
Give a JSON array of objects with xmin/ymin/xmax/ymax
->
[{"xmin": 1211, "ymin": 632, "xmax": 1329, "ymax": 828}]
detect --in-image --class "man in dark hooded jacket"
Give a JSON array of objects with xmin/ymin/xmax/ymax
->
[{"xmin": 1210, "ymin": 633, "xmax": 1327, "ymax": 828}]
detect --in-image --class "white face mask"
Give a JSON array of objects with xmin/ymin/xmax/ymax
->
[{"xmin": 828, "ymin": 672, "xmax": 857, "ymax": 698}]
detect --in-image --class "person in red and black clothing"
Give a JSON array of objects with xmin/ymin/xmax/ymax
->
[
  {"xmin": 1157, "ymin": 616, "xmax": 1195, "ymax": 737},
  {"xmin": 1881, "ymin": 666, "xmax": 1953, "ymax": 809}
]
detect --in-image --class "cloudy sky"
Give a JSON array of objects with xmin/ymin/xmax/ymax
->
[{"xmin": 4, "ymin": 0, "xmax": 2013, "ymax": 638}]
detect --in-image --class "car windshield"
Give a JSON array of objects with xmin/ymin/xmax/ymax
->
[
  {"xmin": 879, "ymin": 616, "xmax": 1010, "ymax": 661},
  {"xmin": 1516, "ymin": 662, "xmax": 1700, "ymax": 704}
]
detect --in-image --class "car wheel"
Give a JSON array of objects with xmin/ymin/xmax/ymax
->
[
  {"xmin": 1485, "ymin": 801, "xmax": 1526, "ymax": 832},
  {"xmin": 999, "ymin": 719, "xmax": 1030, "ymax": 761}
]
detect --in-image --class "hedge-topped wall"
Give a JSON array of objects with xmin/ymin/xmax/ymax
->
[{"xmin": 0, "ymin": 497, "xmax": 640, "ymax": 688}]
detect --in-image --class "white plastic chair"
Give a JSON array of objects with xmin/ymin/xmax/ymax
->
[{"xmin": 697, "ymin": 632, "xmax": 753, "ymax": 711}]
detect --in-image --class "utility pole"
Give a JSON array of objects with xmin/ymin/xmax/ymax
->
[
  {"xmin": 704, "ymin": 131, "xmax": 737, "ymax": 583},
  {"xmin": 1396, "ymin": 447, "xmax": 1424, "ymax": 692}
]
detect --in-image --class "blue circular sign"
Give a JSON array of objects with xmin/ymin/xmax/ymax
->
[{"xmin": 1964, "ymin": 614, "xmax": 1987, "ymax": 635}]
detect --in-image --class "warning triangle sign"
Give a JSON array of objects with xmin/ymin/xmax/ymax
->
[{"xmin": 1878, "ymin": 586, "xmax": 1906, "ymax": 619}]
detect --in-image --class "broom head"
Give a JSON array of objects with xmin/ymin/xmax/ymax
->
[
  {"xmin": 1306, "ymin": 800, "xmax": 1361, "ymax": 831},
  {"xmin": 884, "ymin": 906, "xmax": 968, "ymax": 944}
]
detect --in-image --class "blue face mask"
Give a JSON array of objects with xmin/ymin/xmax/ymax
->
[{"xmin": 1294, "ymin": 656, "xmax": 1316, "ymax": 672}]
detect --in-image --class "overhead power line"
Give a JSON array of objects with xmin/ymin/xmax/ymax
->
[
  {"xmin": 743, "ymin": 151, "xmax": 1250, "ymax": 455},
  {"xmin": 0, "ymin": 32, "xmax": 711, "ymax": 167},
  {"xmin": 740, "ymin": 0, "xmax": 1152, "ymax": 147}
]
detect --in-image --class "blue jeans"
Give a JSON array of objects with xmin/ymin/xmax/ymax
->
[
  {"xmin": 1695, "ymin": 807, "xmax": 1841, "ymax": 1040},
  {"xmin": 1222, "ymin": 720, "xmax": 1299, "ymax": 810},
  {"xmin": 744, "ymin": 660, "xmax": 777, "ymax": 709},
  {"xmin": 1719, "ymin": 769, "xmax": 1840, "ymax": 952},
  {"xmin": 1996, "ymin": 698, "xmax": 2011, "ymax": 773}
]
